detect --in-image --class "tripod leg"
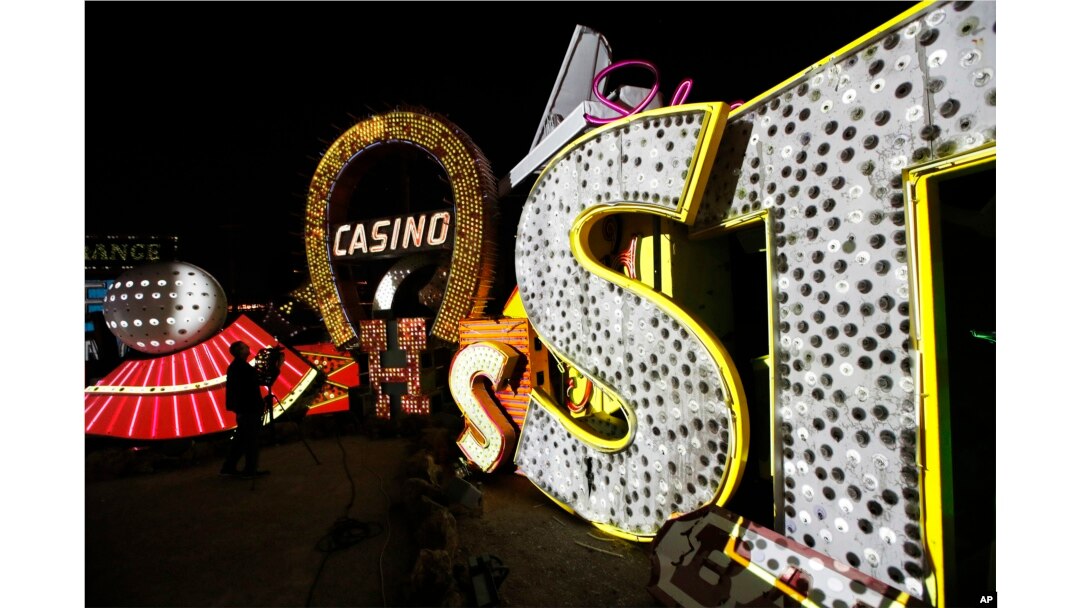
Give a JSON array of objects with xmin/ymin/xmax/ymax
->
[
  {"xmin": 269, "ymin": 393, "xmax": 320, "ymax": 465},
  {"xmin": 300, "ymin": 432, "xmax": 321, "ymax": 465},
  {"xmin": 265, "ymin": 394, "xmax": 277, "ymax": 444},
  {"xmin": 293, "ymin": 401, "xmax": 321, "ymax": 465}
]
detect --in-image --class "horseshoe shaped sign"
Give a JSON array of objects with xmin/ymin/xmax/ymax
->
[{"xmin": 294, "ymin": 110, "xmax": 499, "ymax": 349}]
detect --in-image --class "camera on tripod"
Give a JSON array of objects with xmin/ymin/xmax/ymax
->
[
  {"xmin": 253, "ymin": 345, "xmax": 286, "ymax": 388},
  {"xmin": 247, "ymin": 342, "xmax": 321, "ymax": 464}
]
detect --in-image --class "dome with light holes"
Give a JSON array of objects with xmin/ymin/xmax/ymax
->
[{"xmin": 102, "ymin": 261, "xmax": 228, "ymax": 355}]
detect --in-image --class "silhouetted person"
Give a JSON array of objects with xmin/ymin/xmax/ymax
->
[{"xmin": 220, "ymin": 341, "xmax": 270, "ymax": 478}]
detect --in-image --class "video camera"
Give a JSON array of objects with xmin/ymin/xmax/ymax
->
[{"xmin": 252, "ymin": 345, "xmax": 286, "ymax": 388}]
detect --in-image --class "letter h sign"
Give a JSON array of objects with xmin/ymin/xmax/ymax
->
[{"xmin": 358, "ymin": 318, "xmax": 431, "ymax": 418}]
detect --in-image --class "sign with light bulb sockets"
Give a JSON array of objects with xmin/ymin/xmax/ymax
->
[{"xmin": 301, "ymin": 2, "xmax": 997, "ymax": 606}]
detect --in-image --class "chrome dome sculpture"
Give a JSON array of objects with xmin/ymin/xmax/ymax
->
[{"xmin": 101, "ymin": 261, "xmax": 228, "ymax": 355}]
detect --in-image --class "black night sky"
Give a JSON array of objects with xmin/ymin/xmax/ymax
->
[{"xmin": 85, "ymin": 2, "xmax": 912, "ymax": 304}]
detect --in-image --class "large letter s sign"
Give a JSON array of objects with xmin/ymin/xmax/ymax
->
[
  {"xmin": 449, "ymin": 341, "xmax": 522, "ymax": 473},
  {"xmin": 514, "ymin": 104, "xmax": 749, "ymax": 539}
]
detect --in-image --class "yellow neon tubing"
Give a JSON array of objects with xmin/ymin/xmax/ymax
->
[{"xmin": 905, "ymin": 144, "xmax": 995, "ymax": 608}]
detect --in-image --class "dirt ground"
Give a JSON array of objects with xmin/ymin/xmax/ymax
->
[
  {"xmin": 455, "ymin": 471, "xmax": 659, "ymax": 608},
  {"xmin": 84, "ymin": 413, "xmax": 661, "ymax": 607}
]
